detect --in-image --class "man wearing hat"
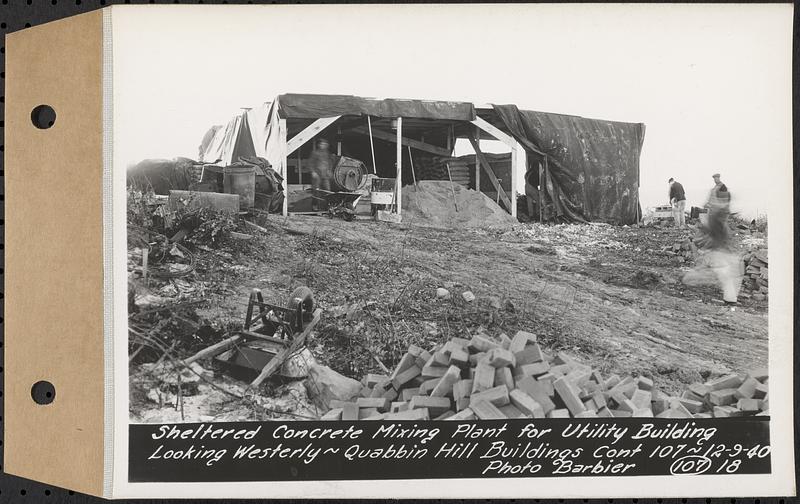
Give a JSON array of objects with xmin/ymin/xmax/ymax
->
[
  {"xmin": 668, "ymin": 177, "xmax": 686, "ymax": 228},
  {"xmin": 308, "ymin": 138, "xmax": 335, "ymax": 210}
]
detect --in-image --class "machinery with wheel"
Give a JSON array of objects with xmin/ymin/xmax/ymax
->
[{"xmin": 182, "ymin": 286, "xmax": 322, "ymax": 387}]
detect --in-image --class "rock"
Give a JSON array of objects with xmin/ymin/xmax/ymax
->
[
  {"xmin": 436, "ymin": 288, "xmax": 451, "ymax": 300},
  {"xmin": 487, "ymin": 296, "xmax": 502, "ymax": 310},
  {"xmin": 752, "ymin": 293, "xmax": 766, "ymax": 301},
  {"xmin": 281, "ymin": 348, "xmax": 316, "ymax": 378},
  {"xmin": 462, "ymin": 291, "xmax": 476, "ymax": 302},
  {"xmin": 305, "ymin": 363, "xmax": 362, "ymax": 410}
]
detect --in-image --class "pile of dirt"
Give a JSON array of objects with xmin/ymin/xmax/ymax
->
[{"xmin": 401, "ymin": 181, "xmax": 517, "ymax": 228}]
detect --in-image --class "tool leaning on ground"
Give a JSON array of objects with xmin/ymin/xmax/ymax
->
[{"xmin": 183, "ymin": 286, "xmax": 322, "ymax": 387}]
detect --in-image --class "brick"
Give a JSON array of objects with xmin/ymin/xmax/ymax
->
[
  {"xmin": 604, "ymin": 374, "xmax": 621, "ymax": 389},
  {"xmin": 705, "ymin": 374, "xmax": 743, "ymax": 391},
  {"xmin": 631, "ymin": 389, "xmax": 652, "ymax": 410},
  {"xmin": 681, "ymin": 390, "xmax": 705, "ymax": 403},
  {"xmin": 678, "ymin": 398, "xmax": 704, "ymax": 414},
  {"xmin": 389, "ymin": 366, "xmax": 417, "ymax": 390},
  {"xmin": 592, "ymin": 391, "xmax": 607, "ymax": 409},
  {"xmin": 549, "ymin": 364, "xmax": 572, "ymax": 376},
  {"xmin": 472, "ymin": 361, "xmax": 495, "ymax": 393},
  {"xmin": 516, "ymin": 376, "xmax": 556, "ymax": 414},
  {"xmin": 321, "ymin": 408, "xmax": 343, "ymax": 420},
  {"xmin": 509, "ymin": 389, "xmax": 545, "ymax": 418},
  {"xmin": 499, "ymin": 404, "xmax": 525, "ymax": 419},
  {"xmin": 453, "ymin": 379, "xmax": 473, "ymax": 401},
  {"xmin": 693, "ymin": 413, "xmax": 712, "ymax": 419},
  {"xmin": 469, "ymin": 352, "xmax": 488, "ymax": 366},
  {"xmin": 385, "ymin": 408, "xmax": 430, "ymax": 420},
  {"xmin": 596, "ymin": 407, "xmax": 613, "ymax": 418},
  {"xmin": 546, "ymin": 408, "xmax": 570, "ymax": 418},
  {"xmin": 737, "ymin": 398, "xmax": 760, "ymax": 413},
  {"xmin": 713, "ymin": 406, "xmax": 740, "ymax": 418},
  {"xmin": 390, "ymin": 353, "xmax": 416, "ymax": 379},
  {"xmin": 746, "ymin": 367, "xmax": 768, "ymax": 382},
  {"xmin": 455, "ymin": 397, "xmax": 470, "ymax": 411},
  {"xmin": 514, "ymin": 344, "xmax": 544, "ymax": 365},
  {"xmin": 494, "ymin": 367, "xmax": 515, "ymax": 391},
  {"xmin": 735, "ymin": 377, "xmax": 759, "ymax": 399},
  {"xmin": 390, "ymin": 401, "xmax": 408, "ymax": 413},
  {"xmin": 499, "ymin": 333, "xmax": 512, "ymax": 350},
  {"xmin": 358, "ymin": 407, "xmax": 379, "ymax": 419},
  {"xmin": 450, "ymin": 337, "xmax": 471, "ymax": 347},
  {"xmin": 366, "ymin": 373, "xmax": 390, "ymax": 388},
  {"xmin": 472, "ymin": 400, "xmax": 507, "ymax": 420},
  {"xmin": 668, "ymin": 399, "xmax": 694, "ymax": 417},
  {"xmin": 341, "ymin": 402, "xmax": 359, "ymax": 421},
  {"xmin": 360, "ymin": 387, "xmax": 372, "ymax": 398},
  {"xmin": 434, "ymin": 410, "xmax": 456, "ymax": 420},
  {"xmin": 554, "ymin": 377, "xmax": 587, "ymax": 416},
  {"xmin": 409, "ymin": 396, "xmax": 451, "ymax": 416},
  {"xmin": 518, "ymin": 361, "xmax": 550, "ymax": 378},
  {"xmin": 442, "ymin": 340, "xmax": 468, "ymax": 356},
  {"xmin": 616, "ymin": 398, "xmax": 638, "ymax": 413},
  {"xmin": 575, "ymin": 410, "xmax": 598, "ymax": 418},
  {"xmin": 446, "ymin": 408, "xmax": 476, "ymax": 420},
  {"xmin": 637, "ymin": 376, "xmax": 654, "ymax": 391},
  {"xmin": 363, "ymin": 412, "xmax": 387, "ymax": 421},
  {"xmin": 422, "ymin": 364, "xmax": 449, "ymax": 379},
  {"xmin": 610, "ymin": 409, "xmax": 633, "ymax": 418},
  {"xmin": 415, "ymin": 350, "xmax": 432, "ymax": 369},
  {"xmin": 487, "ymin": 347, "xmax": 516, "ymax": 368},
  {"xmin": 535, "ymin": 374, "xmax": 556, "ymax": 396},
  {"xmin": 688, "ymin": 382, "xmax": 711, "ymax": 397},
  {"xmin": 583, "ymin": 399, "xmax": 596, "ymax": 411},
  {"xmin": 431, "ymin": 365, "xmax": 462, "ymax": 397},
  {"xmin": 427, "ymin": 351, "xmax": 451, "ymax": 368},
  {"xmin": 469, "ymin": 335, "xmax": 500, "ymax": 353},
  {"xmin": 753, "ymin": 383, "xmax": 768, "ymax": 399},
  {"xmin": 591, "ymin": 371, "xmax": 607, "ymax": 390},
  {"xmin": 609, "ymin": 376, "xmax": 637, "ymax": 398},
  {"xmin": 419, "ymin": 378, "xmax": 441, "ymax": 396},
  {"xmin": 370, "ymin": 379, "xmax": 392, "ymax": 398},
  {"xmin": 656, "ymin": 408, "xmax": 690, "ymax": 418},
  {"xmin": 566, "ymin": 368, "xmax": 593, "ymax": 388},
  {"xmin": 651, "ymin": 398, "xmax": 670, "ymax": 415},
  {"xmin": 407, "ymin": 344, "xmax": 424, "ymax": 357},
  {"xmin": 709, "ymin": 388, "xmax": 738, "ymax": 406},
  {"xmin": 401, "ymin": 387, "xmax": 420, "ymax": 402},
  {"xmin": 509, "ymin": 330, "xmax": 536, "ymax": 353},
  {"xmin": 357, "ymin": 397, "xmax": 390, "ymax": 412},
  {"xmin": 554, "ymin": 351, "xmax": 577, "ymax": 367},
  {"xmin": 470, "ymin": 385, "xmax": 511, "ymax": 408},
  {"xmin": 449, "ymin": 348, "xmax": 470, "ymax": 367},
  {"xmin": 381, "ymin": 387, "xmax": 398, "ymax": 402},
  {"xmin": 632, "ymin": 408, "xmax": 654, "ymax": 418}
]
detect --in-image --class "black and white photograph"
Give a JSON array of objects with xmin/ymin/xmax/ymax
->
[{"xmin": 110, "ymin": 3, "xmax": 793, "ymax": 496}]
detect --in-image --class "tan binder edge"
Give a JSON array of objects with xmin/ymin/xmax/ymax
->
[{"xmin": 6, "ymin": 10, "xmax": 106, "ymax": 497}]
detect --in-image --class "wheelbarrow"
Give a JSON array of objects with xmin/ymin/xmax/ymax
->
[
  {"xmin": 182, "ymin": 286, "xmax": 322, "ymax": 387},
  {"xmin": 311, "ymin": 189, "xmax": 362, "ymax": 221}
]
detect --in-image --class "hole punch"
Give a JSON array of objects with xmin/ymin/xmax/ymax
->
[
  {"xmin": 31, "ymin": 104, "xmax": 57, "ymax": 129},
  {"xmin": 31, "ymin": 380, "xmax": 56, "ymax": 405}
]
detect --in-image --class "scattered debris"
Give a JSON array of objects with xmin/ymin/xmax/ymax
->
[
  {"xmin": 435, "ymin": 288, "xmax": 451, "ymax": 300},
  {"xmin": 461, "ymin": 291, "xmax": 476, "ymax": 302},
  {"xmin": 741, "ymin": 249, "xmax": 768, "ymax": 301}
]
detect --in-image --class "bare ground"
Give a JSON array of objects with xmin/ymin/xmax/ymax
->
[{"xmin": 129, "ymin": 216, "xmax": 768, "ymax": 420}]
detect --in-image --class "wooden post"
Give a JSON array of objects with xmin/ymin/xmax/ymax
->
[
  {"xmin": 280, "ymin": 118, "xmax": 288, "ymax": 216},
  {"xmin": 538, "ymin": 161, "xmax": 544, "ymax": 224},
  {"xmin": 395, "ymin": 117, "xmax": 403, "ymax": 215},
  {"xmin": 510, "ymin": 145, "xmax": 522, "ymax": 219},
  {"xmin": 297, "ymin": 150, "xmax": 302, "ymax": 186},
  {"xmin": 474, "ymin": 125, "xmax": 480, "ymax": 192},
  {"xmin": 337, "ymin": 127, "xmax": 342, "ymax": 156}
]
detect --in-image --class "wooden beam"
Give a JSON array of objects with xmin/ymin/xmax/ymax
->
[
  {"xmin": 471, "ymin": 116, "xmax": 516, "ymax": 148},
  {"xmin": 396, "ymin": 117, "xmax": 403, "ymax": 216},
  {"xmin": 183, "ymin": 335, "xmax": 242, "ymax": 365},
  {"xmin": 468, "ymin": 135, "xmax": 512, "ymax": 211},
  {"xmin": 510, "ymin": 144, "xmax": 524, "ymax": 219},
  {"xmin": 351, "ymin": 126, "xmax": 451, "ymax": 158},
  {"xmin": 286, "ymin": 116, "xmax": 341, "ymax": 156},
  {"xmin": 280, "ymin": 118, "xmax": 288, "ymax": 216},
  {"xmin": 474, "ymin": 125, "xmax": 480, "ymax": 192}
]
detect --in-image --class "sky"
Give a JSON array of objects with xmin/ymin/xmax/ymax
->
[{"xmin": 112, "ymin": 4, "xmax": 793, "ymax": 219}]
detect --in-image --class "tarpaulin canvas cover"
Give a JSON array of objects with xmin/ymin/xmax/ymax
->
[
  {"xmin": 493, "ymin": 105, "xmax": 645, "ymax": 225},
  {"xmin": 274, "ymin": 93, "xmax": 476, "ymax": 121}
]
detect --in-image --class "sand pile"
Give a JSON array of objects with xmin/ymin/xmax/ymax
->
[{"xmin": 401, "ymin": 181, "xmax": 517, "ymax": 228}]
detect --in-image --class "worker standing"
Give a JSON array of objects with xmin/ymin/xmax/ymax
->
[
  {"xmin": 308, "ymin": 138, "xmax": 335, "ymax": 210},
  {"xmin": 668, "ymin": 177, "xmax": 686, "ymax": 228},
  {"xmin": 683, "ymin": 172, "xmax": 742, "ymax": 306}
]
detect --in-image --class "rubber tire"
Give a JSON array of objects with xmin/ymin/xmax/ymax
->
[{"xmin": 287, "ymin": 286, "xmax": 315, "ymax": 322}]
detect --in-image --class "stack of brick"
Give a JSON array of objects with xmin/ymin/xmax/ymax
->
[
  {"xmin": 665, "ymin": 238, "xmax": 696, "ymax": 262},
  {"xmin": 320, "ymin": 332, "xmax": 769, "ymax": 420},
  {"xmin": 741, "ymin": 249, "xmax": 768, "ymax": 301}
]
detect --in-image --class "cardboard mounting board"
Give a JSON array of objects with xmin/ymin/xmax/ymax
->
[{"xmin": 5, "ymin": 10, "xmax": 106, "ymax": 497}]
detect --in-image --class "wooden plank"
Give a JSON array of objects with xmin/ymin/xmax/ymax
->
[
  {"xmin": 474, "ymin": 125, "xmax": 480, "ymax": 192},
  {"xmin": 471, "ymin": 116, "xmax": 515, "ymax": 148},
  {"xmin": 183, "ymin": 335, "xmax": 243, "ymax": 365},
  {"xmin": 286, "ymin": 116, "xmax": 341, "ymax": 155},
  {"xmin": 280, "ymin": 118, "xmax": 288, "ymax": 216},
  {"xmin": 350, "ymin": 125, "xmax": 451, "ymax": 158},
  {"xmin": 468, "ymin": 135, "xmax": 511, "ymax": 210},
  {"xmin": 396, "ymin": 117, "xmax": 403, "ymax": 216},
  {"xmin": 250, "ymin": 308, "xmax": 322, "ymax": 387}
]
